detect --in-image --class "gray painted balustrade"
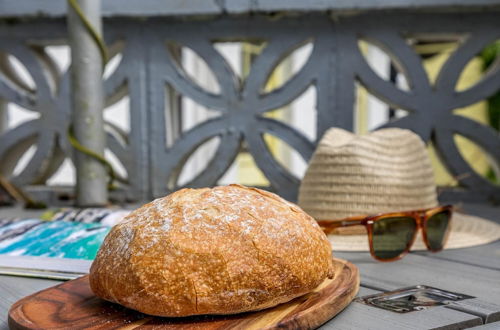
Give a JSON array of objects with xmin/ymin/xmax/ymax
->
[{"xmin": 0, "ymin": 8, "xmax": 500, "ymax": 204}]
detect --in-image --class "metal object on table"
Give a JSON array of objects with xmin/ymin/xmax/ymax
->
[{"xmin": 355, "ymin": 285, "xmax": 475, "ymax": 313}]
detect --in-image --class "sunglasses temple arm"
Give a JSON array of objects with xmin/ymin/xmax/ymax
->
[{"xmin": 317, "ymin": 219, "xmax": 365, "ymax": 235}]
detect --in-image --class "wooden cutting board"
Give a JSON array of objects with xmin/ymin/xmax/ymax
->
[{"xmin": 9, "ymin": 257, "xmax": 359, "ymax": 330}]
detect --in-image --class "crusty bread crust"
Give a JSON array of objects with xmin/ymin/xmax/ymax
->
[{"xmin": 89, "ymin": 184, "xmax": 334, "ymax": 317}]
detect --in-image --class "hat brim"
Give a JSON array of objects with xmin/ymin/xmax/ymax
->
[{"xmin": 327, "ymin": 212, "xmax": 500, "ymax": 252}]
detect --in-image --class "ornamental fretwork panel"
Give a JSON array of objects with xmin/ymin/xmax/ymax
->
[{"xmin": 0, "ymin": 14, "xmax": 499, "ymax": 203}]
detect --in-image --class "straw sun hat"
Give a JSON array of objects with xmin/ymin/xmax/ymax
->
[{"xmin": 298, "ymin": 127, "xmax": 500, "ymax": 251}]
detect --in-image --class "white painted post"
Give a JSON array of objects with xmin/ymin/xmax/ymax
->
[{"xmin": 67, "ymin": 0, "xmax": 107, "ymax": 206}]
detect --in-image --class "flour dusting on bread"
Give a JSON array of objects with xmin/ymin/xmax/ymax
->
[{"xmin": 90, "ymin": 184, "xmax": 334, "ymax": 317}]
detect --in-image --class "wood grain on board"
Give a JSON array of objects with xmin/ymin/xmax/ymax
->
[{"xmin": 9, "ymin": 258, "xmax": 359, "ymax": 330}]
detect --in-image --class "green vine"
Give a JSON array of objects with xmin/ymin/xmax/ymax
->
[
  {"xmin": 67, "ymin": 0, "xmax": 108, "ymax": 65},
  {"xmin": 68, "ymin": 126, "xmax": 127, "ymax": 189}
]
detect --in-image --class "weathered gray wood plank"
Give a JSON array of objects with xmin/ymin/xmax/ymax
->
[
  {"xmin": 448, "ymin": 299, "xmax": 500, "ymax": 324},
  {"xmin": 470, "ymin": 321, "xmax": 500, "ymax": 329},
  {"xmin": 0, "ymin": 275, "xmax": 60, "ymax": 330},
  {"xmin": 0, "ymin": 204, "xmax": 498, "ymax": 328},
  {"xmin": 322, "ymin": 289, "xmax": 482, "ymax": 330},
  {"xmin": 0, "ymin": 277, "xmax": 483, "ymax": 330},
  {"xmin": 335, "ymin": 252, "xmax": 500, "ymax": 301},
  {"xmin": 321, "ymin": 287, "xmax": 483, "ymax": 330},
  {"xmin": 415, "ymin": 241, "xmax": 500, "ymax": 271},
  {"xmin": 335, "ymin": 251, "xmax": 500, "ymax": 325},
  {"xmin": 0, "ymin": 255, "xmax": 489, "ymax": 329}
]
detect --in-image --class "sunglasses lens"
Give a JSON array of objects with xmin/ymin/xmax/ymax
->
[
  {"xmin": 372, "ymin": 217, "xmax": 417, "ymax": 260},
  {"xmin": 426, "ymin": 210, "xmax": 451, "ymax": 251}
]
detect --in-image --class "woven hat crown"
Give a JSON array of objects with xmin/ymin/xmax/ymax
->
[{"xmin": 298, "ymin": 128, "xmax": 438, "ymax": 221}]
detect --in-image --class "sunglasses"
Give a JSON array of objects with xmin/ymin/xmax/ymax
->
[{"xmin": 317, "ymin": 205, "xmax": 453, "ymax": 262}]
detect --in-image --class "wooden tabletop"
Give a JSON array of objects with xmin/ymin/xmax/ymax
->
[{"xmin": 1, "ymin": 203, "xmax": 499, "ymax": 330}]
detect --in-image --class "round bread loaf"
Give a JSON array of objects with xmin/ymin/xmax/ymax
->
[{"xmin": 89, "ymin": 184, "xmax": 334, "ymax": 317}]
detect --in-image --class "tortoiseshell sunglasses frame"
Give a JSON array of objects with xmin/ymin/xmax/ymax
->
[{"xmin": 317, "ymin": 205, "xmax": 453, "ymax": 262}]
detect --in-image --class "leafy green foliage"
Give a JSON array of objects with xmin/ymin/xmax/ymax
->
[{"xmin": 481, "ymin": 41, "xmax": 500, "ymax": 131}]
